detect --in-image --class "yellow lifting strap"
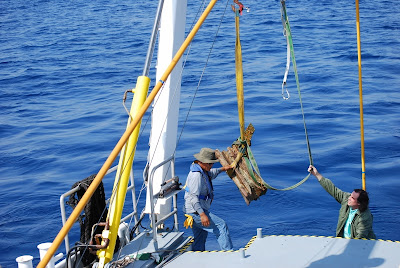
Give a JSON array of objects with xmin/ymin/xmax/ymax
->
[
  {"xmin": 234, "ymin": 8, "xmax": 245, "ymax": 141},
  {"xmin": 216, "ymin": 4, "xmax": 268, "ymax": 205}
]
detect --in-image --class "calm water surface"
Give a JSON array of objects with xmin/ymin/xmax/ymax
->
[{"xmin": 1, "ymin": 0, "xmax": 399, "ymax": 266}]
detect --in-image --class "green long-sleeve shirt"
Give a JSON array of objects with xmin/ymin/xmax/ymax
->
[{"xmin": 319, "ymin": 177, "xmax": 376, "ymax": 239}]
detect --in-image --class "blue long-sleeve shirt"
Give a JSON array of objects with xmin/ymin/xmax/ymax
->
[{"xmin": 183, "ymin": 163, "xmax": 223, "ymax": 214}]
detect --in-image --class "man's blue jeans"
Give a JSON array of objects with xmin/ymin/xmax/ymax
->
[{"xmin": 188, "ymin": 211, "xmax": 233, "ymax": 251}]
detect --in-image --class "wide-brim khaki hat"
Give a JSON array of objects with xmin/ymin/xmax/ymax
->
[{"xmin": 194, "ymin": 148, "xmax": 220, "ymax": 163}]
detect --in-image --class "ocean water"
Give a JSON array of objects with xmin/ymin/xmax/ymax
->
[{"xmin": 1, "ymin": 0, "xmax": 400, "ymax": 266}]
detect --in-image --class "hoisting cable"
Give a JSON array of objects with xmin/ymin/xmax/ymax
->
[
  {"xmin": 280, "ymin": 0, "xmax": 313, "ymax": 168},
  {"xmin": 253, "ymin": 0, "xmax": 313, "ymax": 191}
]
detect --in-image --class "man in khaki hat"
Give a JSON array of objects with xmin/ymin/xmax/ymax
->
[{"xmin": 183, "ymin": 148, "xmax": 233, "ymax": 251}]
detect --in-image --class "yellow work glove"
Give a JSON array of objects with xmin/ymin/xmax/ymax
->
[{"xmin": 184, "ymin": 214, "xmax": 193, "ymax": 229}]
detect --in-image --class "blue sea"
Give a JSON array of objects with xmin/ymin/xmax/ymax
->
[{"xmin": 1, "ymin": 0, "xmax": 399, "ymax": 266}]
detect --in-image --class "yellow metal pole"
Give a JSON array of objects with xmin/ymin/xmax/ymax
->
[
  {"xmin": 235, "ymin": 11, "xmax": 245, "ymax": 140},
  {"xmin": 37, "ymin": 1, "xmax": 218, "ymax": 267},
  {"xmin": 96, "ymin": 76, "xmax": 149, "ymax": 266},
  {"xmin": 355, "ymin": 0, "xmax": 366, "ymax": 190}
]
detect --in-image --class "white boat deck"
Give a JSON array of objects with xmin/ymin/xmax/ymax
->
[{"xmin": 165, "ymin": 235, "xmax": 400, "ymax": 268}]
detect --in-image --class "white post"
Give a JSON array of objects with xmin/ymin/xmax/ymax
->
[
  {"xmin": 37, "ymin": 243, "xmax": 55, "ymax": 268},
  {"xmin": 239, "ymin": 248, "xmax": 246, "ymax": 259},
  {"xmin": 16, "ymin": 255, "xmax": 33, "ymax": 268},
  {"xmin": 257, "ymin": 228, "xmax": 263, "ymax": 239}
]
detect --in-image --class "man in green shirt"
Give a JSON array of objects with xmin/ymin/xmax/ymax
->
[{"xmin": 308, "ymin": 165, "xmax": 376, "ymax": 239}]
